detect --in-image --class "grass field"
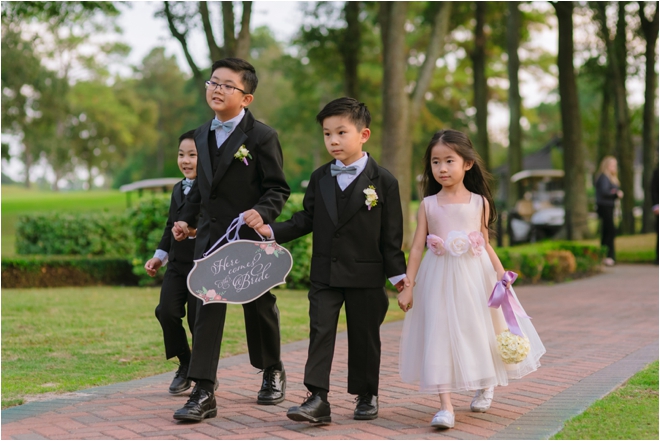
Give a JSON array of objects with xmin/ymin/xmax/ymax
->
[
  {"xmin": 552, "ymin": 361, "xmax": 659, "ymax": 440},
  {"xmin": 1, "ymin": 186, "xmax": 129, "ymax": 256},
  {"xmin": 1, "ymin": 286, "xmax": 405, "ymax": 409}
]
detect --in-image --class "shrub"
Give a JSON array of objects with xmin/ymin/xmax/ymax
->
[
  {"xmin": 16, "ymin": 212, "xmax": 133, "ymax": 256},
  {"xmin": 1, "ymin": 255, "xmax": 137, "ymax": 288},
  {"xmin": 542, "ymin": 250, "xmax": 577, "ymax": 282},
  {"xmin": 520, "ymin": 253, "xmax": 545, "ymax": 283},
  {"xmin": 275, "ymin": 193, "xmax": 312, "ymax": 289},
  {"xmin": 126, "ymin": 196, "xmax": 170, "ymax": 286},
  {"xmin": 557, "ymin": 242, "xmax": 606, "ymax": 274}
]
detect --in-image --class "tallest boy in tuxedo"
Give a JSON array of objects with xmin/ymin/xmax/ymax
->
[{"xmin": 171, "ymin": 58, "xmax": 290, "ymax": 422}]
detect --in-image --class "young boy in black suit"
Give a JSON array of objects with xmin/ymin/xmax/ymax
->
[
  {"xmin": 144, "ymin": 130, "xmax": 199, "ymax": 395},
  {"xmin": 171, "ymin": 58, "xmax": 290, "ymax": 422},
  {"xmin": 258, "ymin": 97, "xmax": 409, "ymax": 423}
]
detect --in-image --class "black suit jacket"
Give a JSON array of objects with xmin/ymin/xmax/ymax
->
[
  {"xmin": 157, "ymin": 181, "xmax": 196, "ymax": 270},
  {"xmin": 180, "ymin": 109, "xmax": 290, "ymax": 258},
  {"xmin": 271, "ymin": 155, "xmax": 406, "ymax": 288}
]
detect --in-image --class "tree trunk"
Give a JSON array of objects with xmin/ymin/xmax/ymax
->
[
  {"xmin": 507, "ymin": 1, "xmax": 522, "ymax": 208},
  {"xmin": 639, "ymin": 1, "xmax": 659, "ymax": 233},
  {"xmin": 553, "ymin": 1, "xmax": 589, "ymax": 240},
  {"xmin": 597, "ymin": 68, "xmax": 614, "ymax": 163},
  {"xmin": 222, "ymin": 2, "xmax": 237, "ymax": 57},
  {"xmin": 340, "ymin": 0, "xmax": 361, "ymax": 99},
  {"xmin": 23, "ymin": 141, "xmax": 32, "ymax": 189},
  {"xmin": 199, "ymin": 1, "xmax": 223, "ymax": 60},
  {"xmin": 235, "ymin": 2, "xmax": 252, "ymax": 60},
  {"xmin": 87, "ymin": 162, "xmax": 94, "ymax": 191},
  {"xmin": 614, "ymin": 2, "xmax": 635, "ymax": 234},
  {"xmin": 472, "ymin": 2, "xmax": 490, "ymax": 170},
  {"xmin": 379, "ymin": 2, "xmax": 411, "ymax": 244},
  {"xmin": 163, "ymin": 1, "xmax": 205, "ymax": 99}
]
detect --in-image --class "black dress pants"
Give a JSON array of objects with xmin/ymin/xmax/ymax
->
[
  {"xmin": 304, "ymin": 281, "xmax": 389, "ymax": 396},
  {"xmin": 597, "ymin": 205, "xmax": 616, "ymax": 259},
  {"xmin": 187, "ymin": 291, "xmax": 281, "ymax": 382},
  {"xmin": 155, "ymin": 263, "xmax": 198, "ymax": 360}
]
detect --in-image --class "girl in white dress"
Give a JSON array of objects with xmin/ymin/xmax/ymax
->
[{"xmin": 397, "ymin": 130, "xmax": 545, "ymax": 429}]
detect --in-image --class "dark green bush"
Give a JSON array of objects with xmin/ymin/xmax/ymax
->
[
  {"xmin": 275, "ymin": 193, "xmax": 312, "ymax": 289},
  {"xmin": 16, "ymin": 212, "xmax": 133, "ymax": 256},
  {"xmin": 1, "ymin": 255, "xmax": 137, "ymax": 288},
  {"xmin": 126, "ymin": 196, "xmax": 170, "ymax": 286}
]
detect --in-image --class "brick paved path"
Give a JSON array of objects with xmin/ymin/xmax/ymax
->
[{"xmin": 2, "ymin": 264, "xmax": 658, "ymax": 440}]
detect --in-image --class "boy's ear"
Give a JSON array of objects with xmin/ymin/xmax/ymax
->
[
  {"xmin": 360, "ymin": 127, "xmax": 371, "ymax": 143},
  {"xmin": 241, "ymin": 93, "xmax": 254, "ymax": 108}
]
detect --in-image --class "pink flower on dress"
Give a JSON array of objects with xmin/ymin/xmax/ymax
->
[
  {"xmin": 468, "ymin": 231, "xmax": 485, "ymax": 256},
  {"xmin": 426, "ymin": 234, "xmax": 446, "ymax": 256}
]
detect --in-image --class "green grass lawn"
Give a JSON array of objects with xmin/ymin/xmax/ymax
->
[
  {"xmin": 1, "ymin": 286, "xmax": 405, "ymax": 409},
  {"xmin": 576, "ymin": 233, "xmax": 657, "ymax": 263},
  {"xmin": 1, "ymin": 186, "xmax": 128, "ymax": 257},
  {"xmin": 552, "ymin": 361, "xmax": 659, "ymax": 440}
]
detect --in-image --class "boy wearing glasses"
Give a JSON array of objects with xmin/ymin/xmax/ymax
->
[{"xmin": 171, "ymin": 58, "xmax": 290, "ymax": 422}]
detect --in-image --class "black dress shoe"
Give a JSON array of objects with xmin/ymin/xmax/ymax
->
[
  {"xmin": 354, "ymin": 393, "xmax": 378, "ymax": 420},
  {"xmin": 169, "ymin": 363, "xmax": 192, "ymax": 395},
  {"xmin": 287, "ymin": 393, "xmax": 331, "ymax": 424},
  {"xmin": 257, "ymin": 364, "xmax": 286, "ymax": 405},
  {"xmin": 173, "ymin": 385, "xmax": 217, "ymax": 422}
]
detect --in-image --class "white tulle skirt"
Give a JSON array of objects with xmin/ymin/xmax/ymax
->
[{"xmin": 399, "ymin": 250, "xmax": 545, "ymax": 394}]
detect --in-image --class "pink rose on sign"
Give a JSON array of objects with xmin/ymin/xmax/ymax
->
[
  {"xmin": 468, "ymin": 231, "xmax": 485, "ymax": 256},
  {"xmin": 265, "ymin": 244, "xmax": 275, "ymax": 255},
  {"xmin": 426, "ymin": 234, "xmax": 446, "ymax": 256}
]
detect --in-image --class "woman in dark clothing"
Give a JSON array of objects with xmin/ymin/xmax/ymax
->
[{"xmin": 595, "ymin": 156, "xmax": 623, "ymax": 266}]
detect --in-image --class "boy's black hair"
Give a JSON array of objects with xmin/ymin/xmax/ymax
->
[
  {"xmin": 178, "ymin": 130, "xmax": 196, "ymax": 144},
  {"xmin": 210, "ymin": 58, "xmax": 258, "ymax": 94},
  {"xmin": 316, "ymin": 97, "xmax": 371, "ymax": 130}
]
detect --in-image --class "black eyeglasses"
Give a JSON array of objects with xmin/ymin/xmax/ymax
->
[{"xmin": 205, "ymin": 80, "xmax": 248, "ymax": 95}]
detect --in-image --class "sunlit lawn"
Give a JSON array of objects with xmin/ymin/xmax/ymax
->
[
  {"xmin": 552, "ymin": 361, "xmax": 658, "ymax": 440},
  {"xmin": 1, "ymin": 286, "xmax": 405, "ymax": 409}
]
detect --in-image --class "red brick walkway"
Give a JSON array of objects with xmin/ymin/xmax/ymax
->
[{"xmin": 2, "ymin": 264, "xmax": 658, "ymax": 440}]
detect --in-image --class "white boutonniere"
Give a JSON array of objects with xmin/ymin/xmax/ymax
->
[
  {"xmin": 363, "ymin": 185, "xmax": 378, "ymax": 210},
  {"xmin": 234, "ymin": 145, "xmax": 252, "ymax": 166}
]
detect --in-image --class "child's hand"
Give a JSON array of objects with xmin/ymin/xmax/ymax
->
[
  {"xmin": 144, "ymin": 258, "xmax": 162, "ymax": 277},
  {"xmin": 243, "ymin": 209, "xmax": 264, "ymax": 229},
  {"xmin": 173, "ymin": 221, "xmax": 189, "ymax": 241},
  {"xmin": 394, "ymin": 276, "xmax": 412, "ymax": 293},
  {"xmin": 397, "ymin": 287, "xmax": 413, "ymax": 312},
  {"xmin": 256, "ymin": 224, "xmax": 272, "ymax": 238}
]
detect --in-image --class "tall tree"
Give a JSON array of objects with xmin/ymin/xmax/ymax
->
[
  {"xmin": 339, "ymin": 1, "xmax": 362, "ymax": 99},
  {"xmin": 472, "ymin": 2, "xmax": 490, "ymax": 169},
  {"xmin": 507, "ymin": 1, "xmax": 523, "ymax": 208},
  {"xmin": 593, "ymin": 2, "xmax": 636, "ymax": 234},
  {"xmin": 379, "ymin": 2, "xmax": 453, "ymax": 246},
  {"xmin": 638, "ymin": 1, "xmax": 659, "ymax": 234},
  {"xmin": 553, "ymin": 1, "xmax": 589, "ymax": 240},
  {"xmin": 161, "ymin": 1, "xmax": 253, "ymax": 100}
]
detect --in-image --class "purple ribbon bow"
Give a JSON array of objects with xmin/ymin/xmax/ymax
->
[{"xmin": 488, "ymin": 271, "xmax": 531, "ymax": 337}]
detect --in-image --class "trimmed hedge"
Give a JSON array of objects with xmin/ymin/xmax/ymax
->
[
  {"xmin": 1, "ymin": 255, "xmax": 138, "ymax": 288},
  {"xmin": 275, "ymin": 193, "xmax": 312, "ymax": 289},
  {"xmin": 496, "ymin": 241, "xmax": 605, "ymax": 283},
  {"xmin": 16, "ymin": 212, "xmax": 133, "ymax": 256}
]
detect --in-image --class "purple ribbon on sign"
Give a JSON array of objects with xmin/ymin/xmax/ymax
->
[{"xmin": 488, "ymin": 271, "xmax": 531, "ymax": 337}]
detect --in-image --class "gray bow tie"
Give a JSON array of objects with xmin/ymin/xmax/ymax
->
[
  {"xmin": 211, "ymin": 119, "xmax": 234, "ymax": 133},
  {"xmin": 182, "ymin": 179, "xmax": 194, "ymax": 195},
  {"xmin": 330, "ymin": 164, "xmax": 358, "ymax": 177}
]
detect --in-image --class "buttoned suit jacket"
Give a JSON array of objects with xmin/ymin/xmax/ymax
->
[
  {"xmin": 180, "ymin": 109, "xmax": 290, "ymax": 258},
  {"xmin": 271, "ymin": 155, "xmax": 406, "ymax": 288},
  {"xmin": 157, "ymin": 180, "xmax": 196, "ymax": 272}
]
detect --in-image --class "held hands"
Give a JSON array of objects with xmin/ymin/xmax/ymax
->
[
  {"xmin": 173, "ymin": 221, "xmax": 189, "ymax": 241},
  {"xmin": 243, "ymin": 209, "xmax": 264, "ymax": 229},
  {"xmin": 397, "ymin": 286, "xmax": 413, "ymax": 312},
  {"xmin": 144, "ymin": 257, "xmax": 162, "ymax": 277},
  {"xmin": 256, "ymin": 224, "xmax": 272, "ymax": 238},
  {"xmin": 394, "ymin": 276, "xmax": 411, "ymax": 293}
]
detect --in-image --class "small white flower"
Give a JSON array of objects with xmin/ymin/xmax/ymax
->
[
  {"xmin": 445, "ymin": 231, "xmax": 471, "ymax": 257},
  {"xmin": 234, "ymin": 145, "xmax": 252, "ymax": 165},
  {"xmin": 496, "ymin": 329, "xmax": 530, "ymax": 364},
  {"xmin": 363, "ymin": 185, "xmax": 378, "ymax": 210}
]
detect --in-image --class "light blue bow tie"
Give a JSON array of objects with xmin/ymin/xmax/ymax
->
[
  {"xmin": 211, "ymin": 119, "xmax": 234, "ymax": 133},
  {"xmin": 182, "ymin": 178, "xmax": 194, "ymax": 195},
  {"xmin": 330, "ymin": 164, "xmax": 358, "ymax": 177}
]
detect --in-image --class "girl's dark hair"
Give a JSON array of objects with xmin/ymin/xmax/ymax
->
[{"xmin": 420, "ymin": 129, "xmax": 497, "ymax": 233}]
